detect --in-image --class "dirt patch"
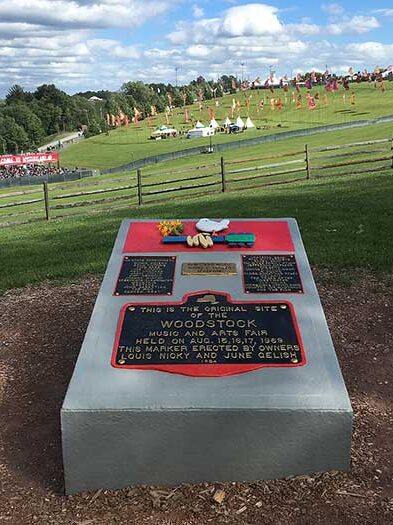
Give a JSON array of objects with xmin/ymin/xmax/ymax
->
[{"xmin": 0, "ymin": 272, "xmax": 392, "ymax": 524}]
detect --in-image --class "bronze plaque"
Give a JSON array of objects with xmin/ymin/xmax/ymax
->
[
  {"xmin": 115, "ymin": 256, "xmax": 175, "ymax": 295},
  {"xmin": 182, "ymin": 262, "xmax": 237, "ymax": 276},
  {"xmin": 112, "ymin": 291, "xmax": 305, "ymax": 376},
  {"xmin": 243, "ymin": 255, "xmax": 303, "ymax": 294}
]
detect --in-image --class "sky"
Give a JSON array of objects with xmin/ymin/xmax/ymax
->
[{"xmin": 0, "ymin": 0, "xmax": 393, "ymax": 96}]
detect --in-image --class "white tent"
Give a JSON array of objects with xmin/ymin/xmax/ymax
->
[
  {"xmin": 235, "ymin": 116, "xmax": 245, "ymax": 129},
  {"xmin": 224, "ymin": 117, "xmax": 231, "ymax": 128},
  {"xmin": 187, "ymin": 127, "xmax": 215, "ymax": 139},
  {"xmin": 209, "ymin": 118, "xmax": 219, "ymax": 129},
  {"xmin": 150, "ymin": 126, "xmax": 177, "ymax": 140},
  {"xmin": 245, "ymin": 117, "xmax": 255, "ymax": 129},
  {"xmin": 195, "ymin": 120, "xmax": 204, "ymax": 128}
]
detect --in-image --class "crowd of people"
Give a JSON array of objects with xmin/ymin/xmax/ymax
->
[{"xmin": 0, "ymin": 164, "xmax": 67, "ymax": 181}]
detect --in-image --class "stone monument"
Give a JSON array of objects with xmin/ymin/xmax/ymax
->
[{"xmin": 61, "ymin": 218, "xmax": 352, "ymax": 494}]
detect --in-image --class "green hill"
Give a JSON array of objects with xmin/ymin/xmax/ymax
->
[{"xmin": 60, "ymin": 83, "xmax": 393, "ymax": 170}]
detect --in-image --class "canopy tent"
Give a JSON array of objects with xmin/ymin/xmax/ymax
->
[
  {"xmin": 150, "ymin": 126, "xmax": 177, "ymax": 139},
  {"xmin": 195, "ymin": 121, "xmax": 204, "ymax": 128},
  {"xmin": 245, "ymin": 117, "xmax": 255, "ymax": 129},
  {"xmin": 223, "ymin": 117, "xmax": 231, "ymax": 128},
  {"xmin": 186, "ymin": 127, "xmax": 215, "ymax": 139},
  {"xmin": 235, "ymin": 116, "xmax": 245, "ymax": 129}
]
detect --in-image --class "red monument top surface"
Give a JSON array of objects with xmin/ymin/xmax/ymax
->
[{"xmin": 123, "ymin": 220, "xmax": 295, "ymax": 253}]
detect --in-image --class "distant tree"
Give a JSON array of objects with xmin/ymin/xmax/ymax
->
[
  {"xmin": 0, "ymin": 114, "xmax": 29, "ymax": 153},
  {"xmin": 121, "ymin": 81, "xmax": 159, "ymax": 116},
  {"xmin": 73, "ymin": 90, "xmax": 112, "ymax": 100},
  {"xmin": 219, "ymin": 75, "xmax": 238, "ymax": 94},
  {"xmin": 32, "ymin": 100, "xmax": 62, "ymax": 135},
  {"xmin": 83, "ymin": 119, "xmax": 101, "ymax": 138},
  {"xmin": 6, "ymin": 84, "xmax": 29, "ymax": 105},
  {"xmin": 0, "ymin": 135, "xmax": 6, "ymax": 154},
  {"xmin": 34, "ymin": 84, "xmax": 68, "ymax": 106},
  {"xmin": 3, "ymin": 104, "xmax": 45, "ymax": 146}
]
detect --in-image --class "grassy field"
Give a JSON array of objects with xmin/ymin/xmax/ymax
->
[
  {"xmin": 0, "ymin": 166, "xmax": 392, "ymax": 294},
  {"xmin": 1, "ymin": 121, "xmax": 392, "ymax": 227},
  {"xmin": 60, "ymin": 83, "xmax": 393, "ymax": 170}
]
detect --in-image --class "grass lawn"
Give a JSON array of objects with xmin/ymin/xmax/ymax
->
[
  {"xmin": 59, "ymin": 83, "xmax": 393, "ymax": 170},
  {"xmin": 1, "ymin": 168, "xmax": 392, "ymax": 294},
  {"xmin": 1, "ymin": 121, "xmax": 392, "ymax": 226}
]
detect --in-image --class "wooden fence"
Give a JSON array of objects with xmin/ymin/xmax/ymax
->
[{"xmin": 1, "ymin": 137, "xmax": 392, "ymax": 227}]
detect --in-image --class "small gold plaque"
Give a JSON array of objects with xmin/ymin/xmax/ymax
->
[{"xmin": 181, "ymin": 262, "xmax": 237, "ymax": 276}]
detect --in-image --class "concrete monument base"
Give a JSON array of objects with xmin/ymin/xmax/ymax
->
[{"xmin": 61, "ymin": 219, "xmax": 352, "ymax": 494}]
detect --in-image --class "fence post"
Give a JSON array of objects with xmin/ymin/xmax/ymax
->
[
  {"xmin": 391, "ymin": 137, "xmax": 393, "ymax": 169},
  {"xmin": 137, "ymin": 169, "xmax": 143, "ymax": 205},
  {"xmin": 305, "ymin": 144, "xmax": 311, "ymax": 179},
  {"xmin": 220, "ymin": 156, "xmax": 226, "ymax": 192},
  {"xmin": 43, "ymin": 181, "xmax": 50, "ymax": 220}
]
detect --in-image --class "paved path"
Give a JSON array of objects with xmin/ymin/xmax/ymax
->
[{"xmin": 38, "ymin": 132, "xmax": 83, "ymax": 152}]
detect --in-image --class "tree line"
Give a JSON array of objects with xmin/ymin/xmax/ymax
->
[{"xmin": 0, "ymin": 76, "xmax": 238, "ymax": 154}]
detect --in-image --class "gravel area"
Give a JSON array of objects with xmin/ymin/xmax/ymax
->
[{"xmin": 0, "ymin": 272, "xmax": 392, "ymax": 524}]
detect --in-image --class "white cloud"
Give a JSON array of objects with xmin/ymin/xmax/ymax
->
[
  {"xmin": 220, "ymin": 4, "xmax": 282, "ymax": 36},
  {"xmin": 374, "ymin": 9, "xmax": 393, "ymax": 18},
  {"xmin": 345, "ymin": 42, "xmax": 393, "ymax": 63},
  {"xmin": 0, "ymin": 0, "xmax": 172, "ymax": 29},
  {"xmin": 288, "ymin": 23, "xmax": 320, "ymax": 35},
  {"xmin": 186, "ymin": 44, "xmax": 211, "ymax": 58},
  {"xmin": 169, "ymin": 3, "xmax": 283, "ymax": 44},
  {"xmin": 321, "ymin": 3, "xmax": 344, "ymax": 15},
  {"xmin": 327, "ymin": 16, "xmax": 380, "ymax": 35},
  {"xmin": 192, "ymin": 5, "xmax": 204, "ymax": 18}
]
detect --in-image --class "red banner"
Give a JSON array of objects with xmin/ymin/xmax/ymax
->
[{"xmin": 0, "ymin": 152, "xmax": 59, "ymax": 167}]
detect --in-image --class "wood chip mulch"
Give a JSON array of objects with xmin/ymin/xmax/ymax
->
[{"xmin": 0, "ymin": 271, "xmax": 392, "ymax": 525}]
